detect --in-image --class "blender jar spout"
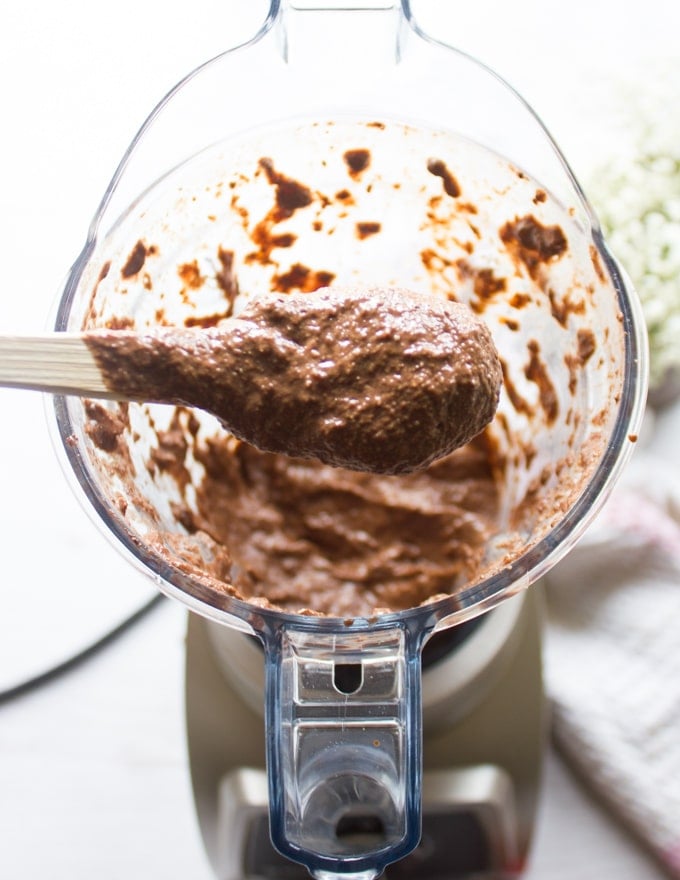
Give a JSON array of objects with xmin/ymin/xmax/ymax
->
[
  {"xmin": 275, "ymin": 0, "xmax": 404, "ymax": 69},
  {"xmin": 263, "ymin": 620, "xmax": 424, "ymax": 877}
]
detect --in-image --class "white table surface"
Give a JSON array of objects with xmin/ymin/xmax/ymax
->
[{"xmin": 1, "ymin": 1, "xmax": 678, "ymax": 877}]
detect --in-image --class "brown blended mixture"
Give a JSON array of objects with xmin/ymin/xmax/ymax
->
[
  {"xmin": 78, "ymin": 120, "xmax": 615, "ymax": 618},
  {"xmin": 83, "ymin": 283, "xmax": 504, "ymax": 616},
  {"xmin": 85, "ymin": 285, "xmax": 501, "ymax": 476},
  {"xmin": 141, "ymin": 415, "xmax": 503, "ymax": 618}
]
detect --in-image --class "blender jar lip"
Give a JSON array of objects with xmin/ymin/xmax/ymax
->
[{"xmin": 50, "ymin": 235, "xmax": 647, "ymax": 636}]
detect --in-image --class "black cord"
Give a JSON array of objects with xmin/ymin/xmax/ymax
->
[{"xmin": 0, "ymin": 593, "xmax": 165, "ymax": 706}]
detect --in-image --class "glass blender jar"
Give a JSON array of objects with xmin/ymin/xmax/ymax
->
[{"xmin": 50, "ymin": 2, "xmax": 647, "ymax": 877}]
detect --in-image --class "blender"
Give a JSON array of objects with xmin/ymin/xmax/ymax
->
[{"xmin": 46, "ymin": 1, "xmax": 646, "ymax": 877}]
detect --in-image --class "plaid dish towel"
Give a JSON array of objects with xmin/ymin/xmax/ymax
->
[{"xmin": 543, "ymin": 448, "xmax": 680, "ymax": 877}]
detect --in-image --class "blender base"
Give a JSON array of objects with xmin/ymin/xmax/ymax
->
[{"xmin": 185, "ymin": 587, "xmax": 545, "ymax": 879}]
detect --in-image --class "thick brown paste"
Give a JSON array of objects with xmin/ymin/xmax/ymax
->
[
  {"xmin": 85, "ymin": 285, "xmax": 502, "ymax": 476},
  {"xmin": 77, "ymin": 120, "xmax": 616, "ymax": 619},
  {"xmin": 143, "ymin": 419, "xmax": 503, "ymax": 618}
]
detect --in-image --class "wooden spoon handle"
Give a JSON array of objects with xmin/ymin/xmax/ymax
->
[{"xmin": 0, "ymin": 333, "xmax": 114, "ymax": 398}]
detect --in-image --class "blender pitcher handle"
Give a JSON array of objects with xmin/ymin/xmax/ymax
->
[{"xmin": 263, "ymin": 621, "xmax": 424, "ymax": 879}]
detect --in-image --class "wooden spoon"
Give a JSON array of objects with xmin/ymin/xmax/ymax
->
[{"xmin": 0, "ymin": 286, "xmax": 502, "ymax": 474}]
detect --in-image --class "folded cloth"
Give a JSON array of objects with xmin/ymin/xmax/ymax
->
[{"xmin": 543, "ymin": 447, "xmax": 680, "ymax": 877}]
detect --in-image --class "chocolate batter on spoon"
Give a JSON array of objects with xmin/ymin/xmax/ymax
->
[{"xmin": 86, "ymin": 285, "xmax": 502, "ymax": 475}]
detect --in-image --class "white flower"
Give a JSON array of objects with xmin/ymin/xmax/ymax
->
[{"xmin": 584, "ymin": 74, "xmax": 680, "ymax": 391}]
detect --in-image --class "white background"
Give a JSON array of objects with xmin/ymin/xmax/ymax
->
[{"xmin": 1, "ymin": 1, "xmax": 679, "ymax": 877}]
